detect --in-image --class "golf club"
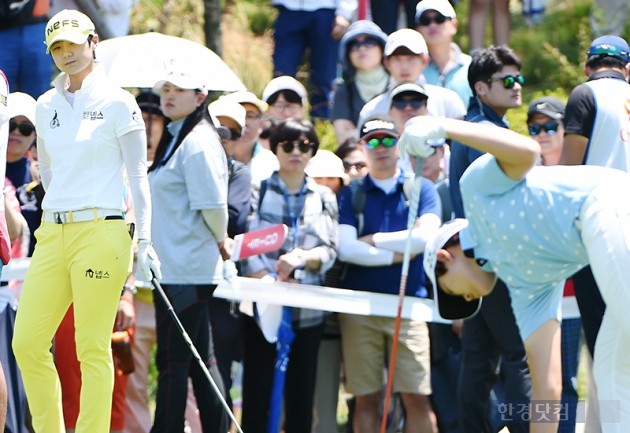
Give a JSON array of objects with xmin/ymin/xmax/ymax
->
[
  {"xmin": 379, "ymin": 156, "xmax": 426, "ymax": 433},
  {"xmin": 151, "ymin": 276, "xmax": 245, "ymax": 433}
]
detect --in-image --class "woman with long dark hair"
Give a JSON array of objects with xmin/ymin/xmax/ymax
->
[{"xmin": 148, "ymin": 69, "xmax": 229, "ymax": 433}]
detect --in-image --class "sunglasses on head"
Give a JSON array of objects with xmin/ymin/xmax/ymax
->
[
  {"xmin": 417, "ymin": 13, "xmax": 450, "ymax": 26},
  {"xmin": 343, "ymin": 160, "xmax": 367, "ymax": 171},
  {"xmin": 528, "ymin": 122, "xmax": 559, "ymax": 136},
  {"xmin": 391, "ymin": 98, "xmax": 427, "ymax": 110},
  {"xmin": 487, "ymin": 74, "xmax": 525, "ymax": 89},
  {"xmin": 364, "ymin": 135, "xmax": 397, "ymax": 150},
  {"xmin": 9, "ymin": 120, "xmax": 35, "ymax": 136},
  {"xmin": 279, "ymin": 139, "xmax": 314, "ymax": 154},
  {"xmin": 349, "ymin": 37, "xmax": 380, "ymax": 52}
]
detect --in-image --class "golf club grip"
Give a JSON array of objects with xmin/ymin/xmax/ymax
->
[{"xmin": 400, "ymin": 158, "xmax": 424, "ymax": 276}]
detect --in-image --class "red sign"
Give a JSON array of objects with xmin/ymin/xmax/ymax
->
[{"xmin": 231, "ymin": 224, "xmax": 288, "ymax": 261}]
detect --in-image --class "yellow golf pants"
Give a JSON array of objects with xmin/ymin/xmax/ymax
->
[{"xmin": 13, "ymin": 218, "xmax": 132, "ymax": 433}]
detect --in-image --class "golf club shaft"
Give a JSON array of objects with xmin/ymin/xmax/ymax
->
[
  {"xmin": 379, "ymin": 158, "xmax": 424, "ymax": 433},
  {"xmin": 151, "ymin": 277, "xmax": 245, "ymax": 433}
]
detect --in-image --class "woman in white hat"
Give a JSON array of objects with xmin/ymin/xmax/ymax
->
[
  {"xmin": 12, "ymin": 9, "xmax": 161, "ymax": 433},
  {"xmin": 148, "ymin": 68, "xmax": 229, "ymax": 433}
]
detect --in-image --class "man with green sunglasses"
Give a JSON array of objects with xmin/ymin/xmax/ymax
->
[
  {"xmin": 447, "ymin": 45, "xmax": 532, "ymax": 433},
  {"xmin": 336, "ymin": 115, "xmax": 442, "ymax": 433}
]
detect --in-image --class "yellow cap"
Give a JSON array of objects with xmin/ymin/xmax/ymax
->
[{"xmin": 44, "ymin": 9, "xmax": 95, "ymax": 54}]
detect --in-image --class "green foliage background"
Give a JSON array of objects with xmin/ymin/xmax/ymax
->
[{"xmin": 128, "ymin": 0, "xmax": 628, "ymax": 425}]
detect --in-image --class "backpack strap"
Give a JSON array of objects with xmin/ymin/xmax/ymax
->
[{"xmin": 349, "ymin": 177, "xmax": 366, "ymax": 235}]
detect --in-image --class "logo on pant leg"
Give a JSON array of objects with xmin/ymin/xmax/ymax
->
[{"xmin": 85, "ymin": 269, "xmax": 110, "ymax": 279}]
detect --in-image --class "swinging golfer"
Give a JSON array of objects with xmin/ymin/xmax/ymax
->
[
  {"xmin": 12, "ymin": 10, "xmax": 161, "ymax": 433},
  {"xmin": 401, "ymin": 116, "xmax": 630, "ymax": 433}
]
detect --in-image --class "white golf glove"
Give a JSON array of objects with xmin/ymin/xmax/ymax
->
[
  {"xmin": 223, "ymin": 260, "xmax": 238, "ymax": 284},
  {"xmin": 398, "ymin": 116, "xmax": 447, "ymax": 160},
  {"xmin": 137, "ymin": 240, "xmax": 162, "ymax": 282}
]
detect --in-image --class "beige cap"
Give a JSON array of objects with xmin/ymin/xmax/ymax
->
[
  {"xmin": 305, "ymin": 150, "xmax": 350, "ymax": 184},
  {"xmin": 208, "ymin": 99, "xmax": 246, "ymax": 130},
  {"xmin": 220, "ymin": 90, "xmax": 268, "ymax": 113},
  {"xmin": 44, "ymin": 9, "xmax": 95, "ymax": 54}
]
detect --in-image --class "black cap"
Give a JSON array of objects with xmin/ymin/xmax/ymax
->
[
  {"xmin": 359, "ymin": 116, "xmax": 399, "ymax": 140},
  {"xmin": 136, "ymin": 90, "xmax": 163, "ymax": 117},
  {"xmin": 527, "ymin": 97, "xmax": 565, "ymax": 122}
]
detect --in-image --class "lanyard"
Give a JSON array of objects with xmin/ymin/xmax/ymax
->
[{"xmin": 282, "ymin": 186, "xmax": 305, "ymax": 250}]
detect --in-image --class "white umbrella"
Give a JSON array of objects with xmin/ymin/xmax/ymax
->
[{"xmin": 96, "ymin": 32, "xmax": 246, "ymax": 91}]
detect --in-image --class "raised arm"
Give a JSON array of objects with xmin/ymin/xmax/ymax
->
[{"xmin": 400, "ymin": 117, "xmax": 541, "ymax": 181}]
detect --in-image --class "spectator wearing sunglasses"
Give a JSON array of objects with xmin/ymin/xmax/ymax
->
[
  {"xmin": 6, "ymin": 92, "xmax": 42, "ymax": 257},
  {"xmin": 335, "ymin": 137, "xmax": 369, "ymax": 180},
  {"xmin": 357, "ymin": 28, "xmax": 465, "ymax": 133},
  {"xmin": 207, "ymin": 99, "xmax": 252, "ymax": 416},
  {"xmin": 388, "ymin": 82, "xmax": 429, "ymax": 130},
  {"xmin": 389, "ymin": 81, "xmax": 462, "ymax": 433},
  {"xmin": 332, "ymin": 20, "xmax": 389, "ymax": 145},
  {"xmin": 240, "ymin": 118, "xmax": 338, "ymax": 433},
  {"xmin": 415, "ymin": 0, "xmax": 473, "ymax": 106},
  {"xmin": 448, "ymin": 45, "xmax": 532, "ymax": 433},
  {"xmin": 526, "ymin": 96, "xmax": 584, "ymax": 433},
  {"xmin": 336, "ymin": 115, "xmax": 441, "ymax": 433},
  {"xmin": 220, "ymin": 90, "xmax": 279, "ymax": 186},
  {"xmin": 557, "ymin": 35, "xmax": 630, "ymax": 429}
]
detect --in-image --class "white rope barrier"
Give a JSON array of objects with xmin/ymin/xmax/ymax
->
[{"xmin": 1, "ymin": 259, "xmax": 580, "ymax": 321}]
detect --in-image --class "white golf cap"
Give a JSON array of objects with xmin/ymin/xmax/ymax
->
[
  {"xmin": 153, "ymin": 67, "xmax": 207, "ymax": 93},
  {"xmin": 384, "ymin": 28, "xmax": 428, "ymax": 57},
  {"xmin": 8, "ymin": 92, "xmax": 37, "ymax": 124},
  {"xmin": 415, "ymin": 0, "xmax": 457, "ymax": 22},
  {"xmin": 423, "ymin": 219, "xmax": 482, "ymax": 320},
  {"xmin": 208, "ymin": 99, "xmax": 246, "ymax": 130},
  {"xmin": 262, "ymin": 76, "xmax": 307, "ymax": 105},
  {"xmin": 305, "ymin": 150, "xmax": 350, "ymax": 184},
  {"xmin": 389, "ymin": 82, "xmax": 429, "ymax": 104}
]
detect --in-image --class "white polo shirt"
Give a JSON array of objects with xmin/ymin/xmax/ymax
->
[{"xmin": 35, "ymin": 66, "xmax": 145, "ymax": 212}]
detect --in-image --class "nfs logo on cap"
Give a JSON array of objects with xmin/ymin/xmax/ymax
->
[{"xmin": 45, "ymin": 9, "xmax": 95, "ymax": 53}]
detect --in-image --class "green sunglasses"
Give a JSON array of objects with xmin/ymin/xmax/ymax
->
[
  {"xmin": 487, "ymin": 74, "xmax": 525, "ymax": 89},
  {"xmin": 364, "ymin": 136, "xmax": 397, "ymax": 150}
]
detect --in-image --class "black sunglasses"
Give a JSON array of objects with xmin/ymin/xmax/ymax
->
[
  {"xmin": 279, "ymin": 139, "xmax": 314, "ymax": 154},
  {"xmin": 228, "ymin": 128, "xmax": 241, "ymax": 140},
  {"xmin": 9, "ymin": 120, "xmax": 35, "ymax": 136},
  {"xmin": 487, "ymin": 74, "xmax": 525, "ymax": 89},
  {"xmin": 391, "ymin": 98, "xmax": 427, "ymax": 110},
  {"xmin": 343, "ymin": 160, "xmax": 367, "ymax": 171},
  {"xmin": 528, "ymin": 122, "xmax": 559, "ymax": 136},
  {"xmin": 417, "ymin": 13, "xmax": 450, "ymax": 26},
  {"xmin": 349, "ymin": 37, "xmax": 380, "ymax": 52},
  {"xmin": 364, "ymin": 136, "xmax": 397, "ymax": 150}
]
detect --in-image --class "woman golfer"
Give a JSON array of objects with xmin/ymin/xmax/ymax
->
[
  {"xmin": 12, "ymin": 9, "xmax": 161, "ymax": 433},
  {"xmin": 401, "ymin": 116, "xmax": 630, "ymax": 433}
]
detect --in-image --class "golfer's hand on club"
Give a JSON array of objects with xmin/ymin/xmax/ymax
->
[
  {"xmin": 398, "ymin": 116, "xmax": 447, "ymax": 159},
  {"xmin": 138, "ymin": 240, "xmax": 162, "ymax": 282}
]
